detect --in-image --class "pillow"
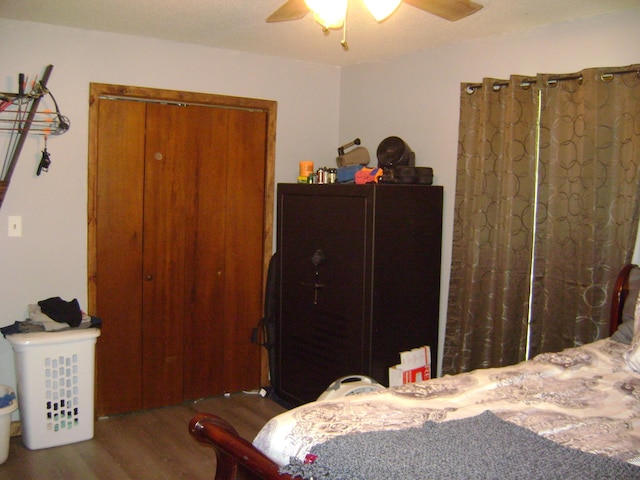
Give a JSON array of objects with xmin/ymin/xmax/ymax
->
[
  {"xmin": 612, "ymin": 268, "xmax": 640, "ymax": 344},
  {"xmin": 624, "ymin": 294, "xmax": 640, "ymax": 373}
]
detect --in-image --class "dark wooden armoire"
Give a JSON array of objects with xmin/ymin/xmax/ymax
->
[{"xmin": 274, "ymin": 183, "xmax": 443, "ymax": 405}]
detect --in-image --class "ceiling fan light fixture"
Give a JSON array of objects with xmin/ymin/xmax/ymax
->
[
  {"xmin": 363, "ymin": 0, "xmax": 402, "ymax": 22},
  {"xmin": 305, "ymin": 0, "xmax": 348, "ymax": 29}
]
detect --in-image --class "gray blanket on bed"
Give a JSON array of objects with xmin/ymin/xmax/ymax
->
[{"xmin": 280, "ymin": 410, "xmax": 640, "ymax": 480}]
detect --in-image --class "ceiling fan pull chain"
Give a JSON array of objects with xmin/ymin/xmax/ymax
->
[{"xmin": 341, "ymin": 11, "xmax": 349, "ymax": 50}]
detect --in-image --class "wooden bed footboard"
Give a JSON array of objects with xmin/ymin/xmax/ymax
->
[{"xmin": 189, "ymin": 413, "xmax": 293, "ymax": 480}]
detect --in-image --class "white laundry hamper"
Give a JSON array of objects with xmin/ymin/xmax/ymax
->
[{"xmin": 7, "ymin": 328, "xmax": 100, "ymax": 450}]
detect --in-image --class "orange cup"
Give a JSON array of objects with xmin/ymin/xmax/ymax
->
[{"xmin": 299, "ymin": 161, "xmax": 314, "ymax": 177}]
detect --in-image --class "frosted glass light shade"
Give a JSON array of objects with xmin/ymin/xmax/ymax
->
[
  {"xmin": 364, "ymin": 0, "xmax": 402, "ymax": 21},
  {"xmin": 305, "ymin": 0, "xmax": 348, "ymax": 29}
]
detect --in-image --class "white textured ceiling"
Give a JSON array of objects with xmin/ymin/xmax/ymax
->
[{"xmin": 1, "ymin": 0, "xmax": 639, "ymax": 66}]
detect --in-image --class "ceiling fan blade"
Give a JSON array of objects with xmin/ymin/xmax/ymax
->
[
  {"xmin": 266, "ymin": 0, "xmax": 310, "ymax": 23},
  {"xmin": 404, "ymin": 0, "xmax": 483, "ymax": 21}
]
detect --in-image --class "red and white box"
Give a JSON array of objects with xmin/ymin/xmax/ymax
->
[{"xmin": 389, "ymin": 345, "xmax": 431, "ymax": 387}]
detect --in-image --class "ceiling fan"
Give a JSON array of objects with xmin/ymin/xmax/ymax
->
[{"xmin": 266, "ymin": 0, "xmax": 483, "ymax": 24}]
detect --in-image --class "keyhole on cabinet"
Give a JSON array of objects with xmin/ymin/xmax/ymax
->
[{"xmin": 300, "ymin": 249, "xmax": 326, "ymax": 305}]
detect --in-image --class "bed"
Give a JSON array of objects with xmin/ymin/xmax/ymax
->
[{"xmin": 189, "ymin": 264, "xmax": 640, "ymax": 479}]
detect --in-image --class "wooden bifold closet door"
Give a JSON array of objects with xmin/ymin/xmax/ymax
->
[{"xmin": 93, "ymin": 94, "xmax": 267, "ymax": 415}]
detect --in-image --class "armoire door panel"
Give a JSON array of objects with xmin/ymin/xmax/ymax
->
[
  {"xmin": 277, "ymin": 191, "xmax": 372, "ymax": 404},
  {"xmin": 95, "ymin": 98, "xmax": 146, "ymax": 415},
  {"xmin": 370, "ymin": 186, "xmax": 443, "ymax": 383}
]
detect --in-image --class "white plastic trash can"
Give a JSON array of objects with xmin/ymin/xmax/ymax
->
[
  {"xmin": 6, "ymin": 328, "xmax": 100, "ymax": 450},
  {"xmin": 0, "ymin": 385, "xmax": 18, "ymax": 464}
]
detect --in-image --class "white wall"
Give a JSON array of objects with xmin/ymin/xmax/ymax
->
[
  {"xmin": 0, "ymin": 19, "xmax": 341, "ymax": 397},
  {"xmin": 339, "ymin": 9, "xmax": 640, "ymax": 375},
  {"xmin": 1, "ymin": 8, "xmax": 638, "ymax": 405}
]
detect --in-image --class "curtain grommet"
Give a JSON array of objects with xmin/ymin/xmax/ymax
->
[{"xmin": 601, "ymin": 73, "xmax": 614, "ymax": 83}]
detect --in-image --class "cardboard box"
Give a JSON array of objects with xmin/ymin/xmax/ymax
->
[{"xmin": 389, "ymin": 345, "xmax": 431, "ymax": 387}]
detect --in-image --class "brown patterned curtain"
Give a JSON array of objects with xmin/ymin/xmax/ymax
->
[{"xmin": 444, "ymin": 65, "xmax": 640, "ymax": 375}]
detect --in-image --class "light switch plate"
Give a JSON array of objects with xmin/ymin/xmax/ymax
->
[{"xmin": 8, "ymin": 216, "xmax": 22, "ymax": 237}]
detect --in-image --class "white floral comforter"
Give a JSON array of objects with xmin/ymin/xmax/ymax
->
[{"xmin": 253, "ymin": 338, "xmax": 640, "ymax": 466}]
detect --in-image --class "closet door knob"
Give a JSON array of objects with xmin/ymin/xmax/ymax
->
[{"xmin": 146, "ymin": 275, "xmax": 154, "ymax": 281}]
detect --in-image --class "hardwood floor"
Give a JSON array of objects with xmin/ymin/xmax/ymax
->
[{"xmin": 1, "ymin": 392, "xmax": 286, "ymax": 479}]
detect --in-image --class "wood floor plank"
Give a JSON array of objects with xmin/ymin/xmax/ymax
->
[{"xmin": 2, "ymin": 393, "xmax": 286, "ymax": 479}]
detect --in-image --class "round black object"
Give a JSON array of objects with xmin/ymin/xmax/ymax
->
[{"xmin": 376, "ymin": 136, "xmax": 415, "ymax": 169}]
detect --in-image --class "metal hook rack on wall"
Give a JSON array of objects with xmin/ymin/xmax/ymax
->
[{"xmin": 0, "ymin": 64, "xmax": 70, "ymax": 210}]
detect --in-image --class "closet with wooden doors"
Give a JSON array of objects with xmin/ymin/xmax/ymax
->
[{"xmin": 89, "ymin": 84, "xmax": 275, "ymax": 416}]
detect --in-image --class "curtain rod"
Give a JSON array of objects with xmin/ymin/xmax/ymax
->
[
  {"xmin": 465, "ymin": 66, "xmax": 640, "ymax": 94},
  {"xmin": 97, "ymin": 95, "xmax": 263, "ymax": 113}
]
